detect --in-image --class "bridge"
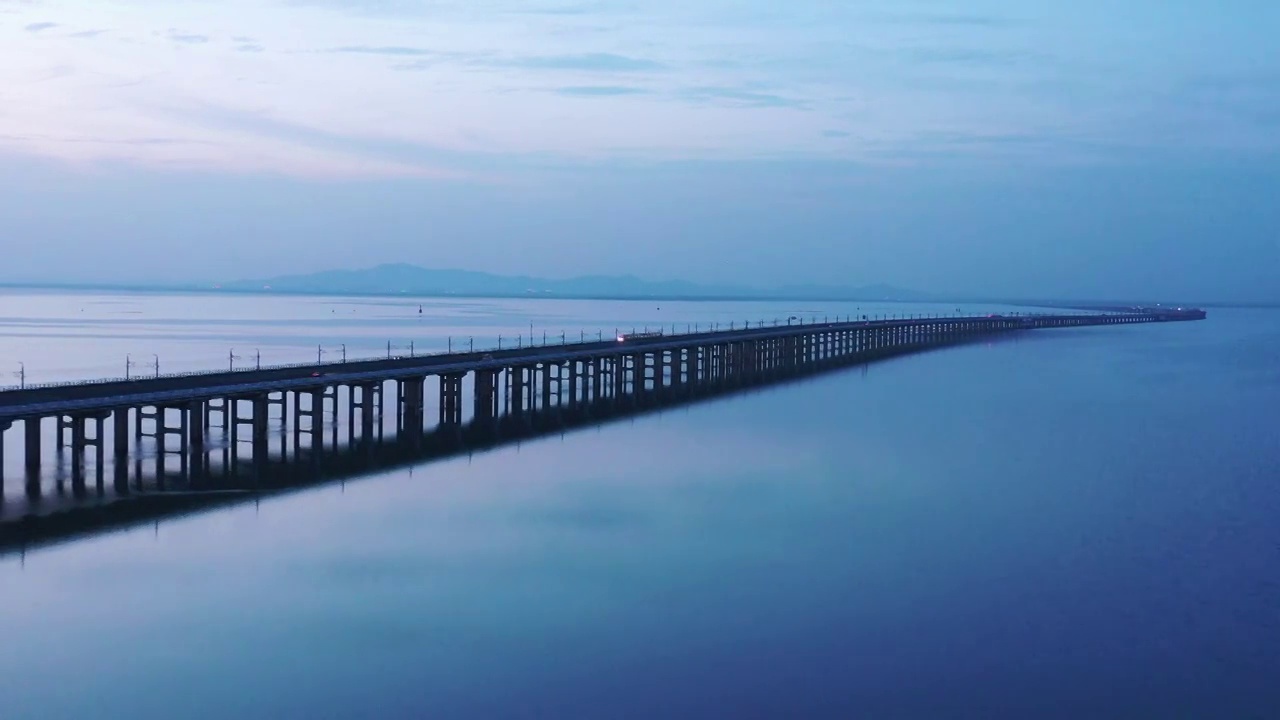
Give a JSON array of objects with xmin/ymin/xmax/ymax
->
[{"xmin": 0, "ymin": 308, "xmax": 1206, "ymax": 551}]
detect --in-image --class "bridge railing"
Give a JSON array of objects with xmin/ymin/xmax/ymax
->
[{"xmin": 0, "ymin": 310, "xmax": 1098, "ymax": 393}]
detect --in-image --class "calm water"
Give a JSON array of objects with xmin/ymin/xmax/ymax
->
[{"xmin": 0, "ymin": 292, "xmax": 1277, "ymax": 719}]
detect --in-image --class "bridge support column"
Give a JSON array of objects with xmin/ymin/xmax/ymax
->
[
  {"xmin": 394, "ymin": 382, "xmax": 404, "ymax": 433},
  {"xmin": 612, "ymin": 356, "xmax": 624, "ymax": 402},
  {"xmin": 473, "ymin": 371, "xmax": 497, "ymax": 428},
  {"xmin": 509, "ymin": 366, "xmax": 525, "ymax": 417},
  {"xmin": 178, "ymin": 405, "xmax": 192, "ymax": 478},
  {"xmin": 374, "ymin": 383, "xmax": 385, "ymax": 442},
  {"xmin": 70, "ymin": 415, "xmax": 86, "ymax": 494},
  {"xmin": 0, "ymin": 420, "xmax": 9, "ymax": 496},
  {"xmin": 86, "ymin": 413, "xmax": 107, "ymax": 493},
  {"xmin": 345, "ymin": 385, "xmax": 356, "ymax": 445},
  {"xmin": 568, "ymin": 361, "xmax": 580, "ymax": 409},
  {"xmin": 252, "ymin": 395, "xmax": 269, "ymax": 472},
  {"xmin": 437, "ymin": 373, "xmax": 463, "ymax": 439},
  {"xmin": 24, "ymin": 416, "xmax": 42, "ymax": 497},
  {"xmin": 539, "ymin": 364, "xmax": 553, "ymax": 415},
  {"xmin": 292, "ymin": 391, "xmax": 304, "ymax": 462},
  {"xmin": 323, "ymin": 386, "xmax": 338, "ymax": 452},
  {"xmin": 358, "ymin": 384, "xmax": 376, "ymax": 447},
  {"xmin": 311, "ymin": 389, "xmax": 326, "ymax": 459},
  {"xmin": 588, "ymin": 358, "xmax": 601, "ymax": 406},
  {"xmin": 401, "ymin": 377, "xmax": 424, "ymax": 446},
  {"xmin": 112, "ymin": 408, "xmax": 129, "ymax": 492}
]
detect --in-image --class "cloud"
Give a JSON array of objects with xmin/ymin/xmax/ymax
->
[
  {"xmin": 330, "ymin": 45, "xmax": 436, "ymax": 56},
  {"xmin": 907, "ymin": 47, "xmax": 1046, "ymax": 67},
  {"xmin": 25, "ymin": 21, "xmax": 59, "ymax": 32},
  {"xmin": 0, "ymin": 0, "xmax": 1276, "ymax": 179},
  {"xmin": 69, "ymin": 29, "xmax": 108, "ymax": 39},
  {"xmin": 879, "ymin": 12, "xmax": 1010, "ymax": 28},
  {"xmin": 676, "ymin": 86, "xmax": 806, "ymax": 109},
  {"xmin": 555, "ymin": 85, "xmax": 650, "ymax": 96},
  {"xmin": 505, "ymin": 53, "xmax": 663, "ymax": 72},
  {"xmin": 167, "ymin": 30, "xmax": 210, "ymax": 44}
]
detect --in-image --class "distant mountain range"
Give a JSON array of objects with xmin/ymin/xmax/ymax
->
[{"xmin": 218, "ymin": 263, "xmax": 934, "ymax": 302}]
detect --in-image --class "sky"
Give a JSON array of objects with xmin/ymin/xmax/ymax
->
[{"xmin": 0, "ymin": 0, "xmax": 1277, "ymax": 302}]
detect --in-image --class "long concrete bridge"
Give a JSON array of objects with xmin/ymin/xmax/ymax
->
[{"xmin": 0, "ymin": 308, "xmax": 1205, "ymax": 551}]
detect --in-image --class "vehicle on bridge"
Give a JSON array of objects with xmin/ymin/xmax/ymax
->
[{"xmin": 617, "ymin": 331, "xmax": 664, "ymax": 342}]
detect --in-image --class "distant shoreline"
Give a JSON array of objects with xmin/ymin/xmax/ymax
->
[{"xmin": 0, "ymin": 282, "xmax": 1270, "ymax": 310}]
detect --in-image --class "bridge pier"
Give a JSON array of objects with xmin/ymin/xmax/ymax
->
[
  {"xmin": 64, "ymin": 413, "xmax": 110, "ymax": 496},
  {"xmin": 400, "ymin": 378, "xmax": 425, "ymax": 447},
  {"xmin": 474, "ymin": 370, "xmax": 498, "ymax": 429},
  {"xmin": 356, "ymin": 384, "xmax": 376, "ymax": 449},
  {"xmin": 289, "ymin": 388, "xmax": 325, "ymax": 463},
  {"xmin": 251, "ymin": 395, "xmax": 269, "ymax": 473},
  {"xmin": 0, "ymin": 420, "xmax": 9, "ymax": 496},
  {"xmin": 438, "ymin": 373, "xmax": 463, "ymax": 442}
]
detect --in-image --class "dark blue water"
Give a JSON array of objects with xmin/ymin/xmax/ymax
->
[{"xmin": 1, "ymin": 298, "xmax": 1276, "ymax": 719}]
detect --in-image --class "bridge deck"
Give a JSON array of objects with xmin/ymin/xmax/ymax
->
[{"xmin": 0, "ymin": 316, "xmax": 1027, "ymax": 419}]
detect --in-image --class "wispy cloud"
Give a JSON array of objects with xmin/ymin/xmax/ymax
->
[
  {"xmin": 505, "ymin": 53, "xmax": 662, "ymax": 72},
  {"xmin": 677, "ymin": 86, "xmax": 806, "ymax": 110},
  {"xmin": 555, "ymin": 85, "xmax": 650, "ymax": 96},
  {"xmin": 330, "ymin": 45, "xmax": 436, "ymax": 57},
  {"xmin": 907, "ymin": 47, "xmax": 1046, "ymax": 67},
  {"xmin": 0, "ymin": 0, "xmax": 1276, "ymax": 178},
  {"xmin": 167, "ymin": 30, "xmax": 210, "ymax": 44}
]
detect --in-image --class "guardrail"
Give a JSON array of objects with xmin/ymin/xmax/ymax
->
[{"xmin": 0, "ymin": 310, "xmax": 1090, "ymax": 393}]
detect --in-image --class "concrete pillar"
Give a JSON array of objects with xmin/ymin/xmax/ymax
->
[
  {"xmin": 402, "ymin": 377, "xmax": 424, "ymax": 445},
  {"xmin": 190, "ymin": 401, "xmax": 205, "ymax": 472},
  {"xmin": 540, "ymin": 364, "xmax": 553, "ymax": 413},
  {"xmin": 94, "ymin": 415, "xmax": 106, "ymax": 492},
  {"xmin": 70, "ymin": 415, "xmax": 86, "ymax": 493},
  {"xmin": 112, "ymin": 408, "xmax": 129, "ymax": 492},
  {"xmin": 570, "ymin": 361, "xmax": 581, "ymax": 407},
  {"xmin": 312, "ymin": 389, "xmax": 326, "ymax": 458},
  {"xmin": 0, "ymin": 419, "xmax": 9, "ymax": 495},
  {"xmin": 510, "ymin": 366, "xmax": 525, "ymax": 415},
  {"xmin": 252, "ymin": 395, "xmax": 269, "ymax": 470},
  {"xmin": 24, "ymin": 416, "xmax": 42, "ymax": 497},
  {"xmin": 473, "ymin": 371, "xmax": 494, "ymax": 424},
  {"xmin": 394, "ymin": 381, "xmax": 405, "ymax": 431},
  {"xmin": 360, "ymin": 384, "xmax": 376, "ymax": 443},
  {"xmin": 291, "ymin": 391, "xmax": 303, "ymax": 461},
  {"xmin": 175, "ymin": 406, "xmax": 189, "ymax": 476},
  {"xmin": 112, "ymin": 409, "xmax": 129, "ymax": 463}
]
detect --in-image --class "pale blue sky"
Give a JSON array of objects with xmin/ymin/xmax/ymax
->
[{"xmin": 1, "ymin": 0, "xmax": 1276, "ymax": 301}]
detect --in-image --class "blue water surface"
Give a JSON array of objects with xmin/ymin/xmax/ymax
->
[{"xmin": 0, "ymin": 296, "xmax": 1276, "ymax": 719}]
